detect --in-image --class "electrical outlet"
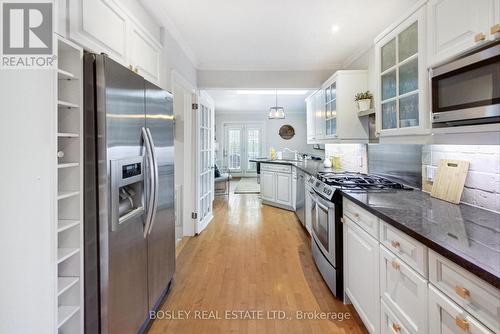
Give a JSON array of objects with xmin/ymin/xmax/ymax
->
[{"xmin": 426, "ymin": 166, "xmax": 436, "ymax": 181}]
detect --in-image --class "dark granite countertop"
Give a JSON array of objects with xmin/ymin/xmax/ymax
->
[{"xmin": 342, "ymin": 190, "xmax": 500, "ymax": 288}]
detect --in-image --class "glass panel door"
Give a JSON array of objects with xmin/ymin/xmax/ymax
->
[
  {"xmin": 224, "ymin": 124, "xmax": 263, "ymax": 175},
  {"xmin": 226, "ymin": 127, "xmax": 242, "ymax": 172},
  {"xmin": 246, "ymin": 127, "xmax": 262, "ymax": 172},
  {"xmin": 325, "ymin": 82, "xmax": 337, "ymax": 137},
  {"xmin": 380, "ymin": 21, "xmax": 420, "ymax": 130},
  {"xmin": 195, "ymin": 93, "xmax": 214, "ymax": 234}
]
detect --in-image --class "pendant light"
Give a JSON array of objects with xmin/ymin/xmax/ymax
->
[{"xmin": 268, "ymin": 89, "xmax": 285, "ymax": 119}]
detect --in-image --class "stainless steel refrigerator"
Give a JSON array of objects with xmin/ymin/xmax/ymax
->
[{"xmin": 83, "ymin": 54, "xmax": 175, "ymax": 334}]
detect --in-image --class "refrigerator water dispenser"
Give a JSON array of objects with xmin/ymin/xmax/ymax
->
[{"xmin": 110, "ymin": 157, "xmax": 145, "ymax": 231}]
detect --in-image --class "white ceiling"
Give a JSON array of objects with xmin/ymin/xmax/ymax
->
[
  {"xmin": 208, "ymin": 90, "xmax": 312, "ymax": 114},
  {"xmin": 141, "ymin": 0, "xmax": 417, "ymax": 71}
]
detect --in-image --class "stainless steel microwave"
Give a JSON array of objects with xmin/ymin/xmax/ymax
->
[{"xmin": 431, "ymin": 42, "xmax": 500, "ymax": 128}]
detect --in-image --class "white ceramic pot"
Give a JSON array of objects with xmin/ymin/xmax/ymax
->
[{"xmin": 357, "ymin": 99, "xmax": 371, "ymax": 112}]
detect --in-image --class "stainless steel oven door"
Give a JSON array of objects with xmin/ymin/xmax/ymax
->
[{"xmin": 311, "ymin": 193, "xmax": 336, "ymax": 267}]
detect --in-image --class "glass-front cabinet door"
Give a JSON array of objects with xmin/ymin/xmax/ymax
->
[
  {"xmin": 325, "ymin": 82, "xmax": 337, "ymax": 137},
  {"xmin": 376, "ymin": 5, "xmax": 428, "ymax": 137}
]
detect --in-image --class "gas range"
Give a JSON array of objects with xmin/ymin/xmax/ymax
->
[{"xmin": 306, "ymin": 171, "xmax": 411, "ymax": 201}]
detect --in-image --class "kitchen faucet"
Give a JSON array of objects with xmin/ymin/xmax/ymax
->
[{"xmin": 283, "ymin": 148, "xmax": 302, "ymax": 161}]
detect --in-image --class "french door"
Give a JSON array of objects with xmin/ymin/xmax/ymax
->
[
  {"xmin": 194, "ymin": 92, "xmax": 215, "ymax": 234},
  {"xmin": 224, "ymin": 123, "xmax": 263, "ymax": 176}
]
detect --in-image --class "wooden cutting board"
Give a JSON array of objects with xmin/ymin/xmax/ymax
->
[{"xmin": 431, "ymin": 159, "xmax": 470, "ymax": 204}]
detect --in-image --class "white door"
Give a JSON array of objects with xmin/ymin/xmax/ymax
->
[
  {"xmin": 224, "ymin": 123, "xmax": 263, "ymax": 176},
  {"xmin": 194, "ymin": 92, "xmax": 215, "ymax": 234},
  {"xmin": 344, "ymin": 218, "xmax": 380, "ymax": 334}
]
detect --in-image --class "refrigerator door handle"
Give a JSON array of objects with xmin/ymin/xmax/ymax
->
[
  {"xmin": 146, "ymin": 127, "xmax": 159, "ymax": 235},
  {"xmin": 142, "ymin": 127, "xmax": 155, "ymax": 238}
]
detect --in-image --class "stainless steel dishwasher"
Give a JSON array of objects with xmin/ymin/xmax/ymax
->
[{"xmin": 295, "ymin": 169, "xmax": 306, "ymax": 225}]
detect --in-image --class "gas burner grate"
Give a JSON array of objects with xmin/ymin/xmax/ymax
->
[{"xmin": 317, "ymin": 172, "xmax": 407, "ymax": 190}]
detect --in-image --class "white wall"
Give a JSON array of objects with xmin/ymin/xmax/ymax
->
[
  {"xmin": 344, "ymin": 46, "xmax": 376, "ymax": 96},
  {"xmin": 422, "ymin": 145, "xmax": 500, "ymax": 212},
  {"xmin": 215, "ymin": 111, "xmax": 321, "ymax": 164},
  {"xmin": 163, "ymin": 29, "xmax": 198, "ymax": 91}
]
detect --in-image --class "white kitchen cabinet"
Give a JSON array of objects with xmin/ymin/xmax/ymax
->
[
  {"xmin": 374, "ymin": 4, "xmax": 430, "ymax": 143},
  {"xmin": 260, "ymin": 164, "xmax": 294, "ymax": 210},
  {"xmin": 321, "ymin": 71, "xmax": 369, "ymax": 142},
  {"xmin": 305, "ymin": 90, "xmax": 324, "ymax": 141},
  {"xmin": 69, "ymin": 0, "xmax": 128, "ymax": 63},
  {"xmin": 306, "ymin": 92, "xmax": 317, "ymax": 143},
  {"xmin": 380, "ymin": 246, "xmax": 427, "ymax": 334},
  {"xmin": 428, "ymin": 286, "xmax": 494, "ymax": 334},
  {"xmin": 381, "ymin": 300, "xmax": 412, "ymax": 334},
  {"xmin": 69, "ymin": 0, "xmax": 162, "ymax": 85},
  {"xmin": 314, "ymin": 90, "xmax": 326, "ymax": 140},
  {"xmin": 429, "ymin": 250, "xmax": 500, "ymax": 333},
  {"xmin": 260, "ymin": 170, "xmax": 275, "ymax": 202},
  {"xmin": 275, "ymin": 172, "xmax": 292, "ymax": 206},
  {"xmin": 427, "ymin": 0, "xmax": 500, "ymax": 67},
  {"xmin": 344, "ymin": 217, "xmax": 380, "ymax": 334},
  {"xmin": 128, "ymin": 24, "xmax": 162, "ymax": 84}
]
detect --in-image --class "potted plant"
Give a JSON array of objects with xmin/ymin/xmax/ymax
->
[{"xmin": 354, "ymin": 91, "xmax": 373, "ymax": 112}]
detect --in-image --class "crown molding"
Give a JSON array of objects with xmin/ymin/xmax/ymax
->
[
  {"xmin": 198, "ymin": 63, "xmax": 341, "ymax": 72},
  {"xmin": 342, "ymin": 44, "xmax": 372, "ymax": 69},
  {"xmin": 140, "ymin": 0, "xmax": 199, "ymax": 68}
]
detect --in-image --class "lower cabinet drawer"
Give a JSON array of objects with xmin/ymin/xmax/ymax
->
[
  {"xmin": 380, "ymin": 221, "xmax": 427, "ymax": 277},
  {"xmin": 429, "ymin": 285, "xmax": 494, "ymax": 334},
  {"xmin": 343, "ymin": 198, "xmax": 379, "ymax": 239},
  {"xmin": 429, "ymin": 250, "xmax": 500, "ymax": 333},
  {"xmin": 260, "ymin": 163, "xmax": 291, "ymax": 174},
  {"xmin": 381, "ymin": 300, "xmax": 412, "ymax": 334},
  {"xmin": 380, "ymin": 245, "xmax": 427, "ymax": 334}
]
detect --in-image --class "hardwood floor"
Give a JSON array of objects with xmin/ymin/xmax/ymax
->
[{"xmin": 148, "ymin": 190, "xmax": 367, "ymax": 334}]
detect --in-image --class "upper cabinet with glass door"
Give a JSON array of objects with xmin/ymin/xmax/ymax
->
[
  {"xmin": 375, "ymin": 4, "xmax": 430, "ymax": 142},
  {"xmin": 325, "ymin": 82, "xmax": 337, "ymax": 138}
]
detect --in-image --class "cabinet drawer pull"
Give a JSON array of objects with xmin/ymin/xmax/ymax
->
[
  {"xmin": 392, "ymin": 323, "xmax": 401, "ymax": 332},
  {"xmin": 391, "ymin": 240, "xmax": 400, "ymax": 248},
  {"xmin": 454, "ymin": 285, "xmax": 470, "ymax": 299},
  {"xmin": 455, "ymin": 317, "xmax": 469, "ymax": 331},
  {"xmin": 353, "ymin": 213, "xmax": 360, "ymax": 219},
  {"xmin": 475, "ymin": 32, "xmax": 486, "ymax": 42},
  {"xmin": 491, "ymin": 24, "xmax": 500, "ymax": 34},
  {"xmin": 391, "ymin": 260, "xmax": 400, "ymax": 270}
]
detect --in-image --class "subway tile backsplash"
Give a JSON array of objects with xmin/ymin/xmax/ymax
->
[
  {"xmin": 324, "ymin": 144, "xmax": 367, "ymax": 173},
  {"xmin": 422, "ymin": 145, "xmax": 500, "ymax": 212}
]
